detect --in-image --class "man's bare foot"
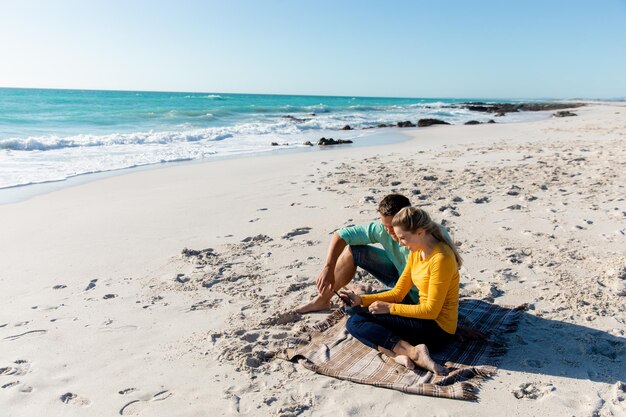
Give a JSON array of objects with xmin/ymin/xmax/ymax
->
[
  {"xmin": 295, "ymin": 295, "xmax": 332, "ymax": 314},
  {"xmin": 409, "ymin": 344, "xmax": 449, "ymax": 375}
]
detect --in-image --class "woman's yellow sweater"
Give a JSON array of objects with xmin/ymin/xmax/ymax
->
[{"xmin": 360, "ymin": 242, "xmax": 459, "ymax": 334}]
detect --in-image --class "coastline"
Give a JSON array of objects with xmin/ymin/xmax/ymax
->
[
  {"xmin": 0, "ymin": 103, "xmax": 624, "ymax": 416},
  {"xmin": 0, "ymin": 105, "xmax": 558, "ymax": 205}
]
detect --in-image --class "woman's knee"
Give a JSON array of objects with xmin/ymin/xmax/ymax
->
[{"xmin": 346, "ymin": 312, "xmax": 368, "ymax": 336}]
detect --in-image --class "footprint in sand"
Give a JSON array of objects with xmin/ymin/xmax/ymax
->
[
  {"xmin": 512, "ymin": 382, "xmax": 555, "ymax": 400},
  {"xmin": 188, "ymin": 299, "xmax": 221, "ymax": 311},
  {"xmin": 0, "ymin": 359, "xmax": 31, "ymax": 376},
  {"xmin": 60, "ymin": 392, "xmax": 91, "ymax": 407},
  {"xmin": 119, "ymin": 390, "xmax": 172, "ymax": 415},
  {"xmin": 119, "ymin": 388, "xmax": 137, "ymax": 395},
  {"xmin": 282, "ymin": 227, "xmax": 312, "ymax": 239}
]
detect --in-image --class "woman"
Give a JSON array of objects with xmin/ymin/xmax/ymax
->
[{"xmin": 343, "ymin": 206, "xmax": 461, "ymax": 374}]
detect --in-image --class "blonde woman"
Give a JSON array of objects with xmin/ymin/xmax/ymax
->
[{"xmin": 343, "ymin": 206, "xmax": 462, "ymax": 374}]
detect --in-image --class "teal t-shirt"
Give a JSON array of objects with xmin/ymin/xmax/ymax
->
[{"xmin": 337, "ymin": 221, "xmax": 409, "ymax": 274}]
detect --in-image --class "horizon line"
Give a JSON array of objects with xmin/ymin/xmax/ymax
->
[{"xmin": 0, "ymin": 85, "xmax": 612, "ymax": 102}]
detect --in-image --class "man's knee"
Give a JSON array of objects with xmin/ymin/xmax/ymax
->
[{"xmin": 339, "ymin": 245, "xmax": 356, "ymax": 266}]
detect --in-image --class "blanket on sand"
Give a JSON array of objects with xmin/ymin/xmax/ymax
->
[{"xmin": 281, "ymin": 299, "xmax": 525, "ymax": 401}]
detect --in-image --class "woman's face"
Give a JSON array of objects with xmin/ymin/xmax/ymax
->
[{"xmin": 393, "ymin": 226, "xmax": 425, "ymax": 252}]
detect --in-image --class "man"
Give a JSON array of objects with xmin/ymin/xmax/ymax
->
[{"xmin": 296, "ymin": 194, "xmax": 417, "ymax": 313}]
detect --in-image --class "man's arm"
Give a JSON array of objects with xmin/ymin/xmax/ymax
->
[{"xmin": 316, "ymin": 233, "xmax": 347, "ymax": 296}]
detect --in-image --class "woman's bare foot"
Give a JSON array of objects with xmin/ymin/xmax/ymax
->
[
  {"xmin": 295, "ymin": 295, "xmax": 332, "ymax": 314},
  {"xmin": 378, "ymin": 347, "xmax": 416, "ymax": 370},
  {"xmin": 392, "ymin": 355, "xmax": 416, "ymax": 370},
  {"xmin": 409, "ymin": 344, "xmax": 449, "ymax": 375}
]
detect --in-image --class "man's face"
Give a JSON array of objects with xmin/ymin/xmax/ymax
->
[{"xmin": 380, "ymin": 215, "xmax": 398, "ymax": 241}]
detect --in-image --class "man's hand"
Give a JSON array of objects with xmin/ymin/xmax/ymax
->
[
  {"xmin": 316, "ymin": 265, "xmax": 335, "ymax": 296},
  {"xmin": 368, "ymin": 301, "xmax": 391, "ymax": 314}
]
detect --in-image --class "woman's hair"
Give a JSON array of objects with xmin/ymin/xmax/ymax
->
[{"xmin": 392, "ymin": 206, "xmax": 463, "ymax": 267}]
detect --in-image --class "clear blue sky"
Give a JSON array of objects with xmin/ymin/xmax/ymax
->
[{"xmin": 1, "ymin": 0, "xmax": 625, "ymax": 98}]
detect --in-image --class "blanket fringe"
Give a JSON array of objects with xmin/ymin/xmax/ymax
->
[{"xmin": 461, "ymin": 382, "xmax": 479, "ymax": 401}]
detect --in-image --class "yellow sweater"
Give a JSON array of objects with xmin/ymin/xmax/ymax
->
[{"xmin": 360, "ymin": 242, "xmax": 459, "ymax": 334}]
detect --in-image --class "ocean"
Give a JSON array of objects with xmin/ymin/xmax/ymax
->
[{"xmin": 0, "ymin": 88, "xmax": 549, "ymax": 190}]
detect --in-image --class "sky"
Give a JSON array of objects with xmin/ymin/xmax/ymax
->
[{"xmin": 0, "ymin": 0, "xmax": 625, "ymax": 99}]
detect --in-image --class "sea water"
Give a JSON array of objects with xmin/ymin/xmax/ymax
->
[{"xmin": 0, "ymin": 88, "xmax": 549, "ymax": 190}]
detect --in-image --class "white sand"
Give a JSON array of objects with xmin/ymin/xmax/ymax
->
[{"xmin": 1, "ymin": 104, "xmax": 625, "ymax": 416}]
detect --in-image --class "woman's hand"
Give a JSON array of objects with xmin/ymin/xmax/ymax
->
[
  {"xmin": 340, "ymin": 291, "xmax": 361, "ymax": 307},
  {"xmin": 368, "ymin": 301, "xmax": 391, "ymax": 314}
]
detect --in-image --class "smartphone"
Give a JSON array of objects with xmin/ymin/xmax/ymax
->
[{"xmin": 334, "ymin": 290, "xmax": 351, "ymax": 306}]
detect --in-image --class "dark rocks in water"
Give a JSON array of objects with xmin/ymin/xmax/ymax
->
[
  {"xmin": 318, "ymin": 137, "xmax": 353, "ymax": 146},
  {"xmin": 303, "ymin": 141, "xmax": 313, "ymax": 146},
  {"xmin": 418, "ymin": 118, "xmax": 451, "ymax": 127},
  {"xmin": 462, "ymin": 102, "xmax": 584, "ymax": 114},
  {"xmin": 341, "ymin": 125, "xmax": 353, "ymax": 130},
  {"xmin": 377, "ymin": 123, "xmax": 392, "ymax": 128},
  {"xmin": 271, "ymin": 142, "xmax": 279, "ymax": 146},
  {"xmin": 467, "ymin": 105, "xmax": 492, "ymax": 112},
  {"xmin": 282, "ymin": 115, "xmax": 308, "ymax": 123},
  {"xmin": 553, "ymin": 110, "xmax": 577, "ymax": 117},
  {"xmin": 397, "ymin": 121, "xmax": 416, "ymax": 128},
  {"xmin": 464, "ymin": 120, "xmax": 481, "ymax": 125},
  {"xmin": 495, "ymin": 112, "xmax": 506, "ymax": 117},
  {"xmin": 488, "ymin": 119, "xmax": 496, "ymax": 123}
]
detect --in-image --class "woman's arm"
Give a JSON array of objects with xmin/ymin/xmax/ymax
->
[{"xmin": 359, "ymin": 253, "xmax": 414, "ymax": 306}]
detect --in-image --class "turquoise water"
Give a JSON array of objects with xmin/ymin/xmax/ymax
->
[{"xmin": 0, "ymin": 88, "xmax": 546, "ymax": 188}]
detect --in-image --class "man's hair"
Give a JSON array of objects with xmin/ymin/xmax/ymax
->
[{"xmin": 377, "ymin": 194, "xmax": 410, "ymax": 217}]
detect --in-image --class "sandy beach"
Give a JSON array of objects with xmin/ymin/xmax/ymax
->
[{"xmin": 1, "ymin": 103, "xmax": 625, "ymax": 416}]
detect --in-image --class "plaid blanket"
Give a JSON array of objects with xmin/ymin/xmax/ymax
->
[{"xmin": 280, "ymin": 299, "xmax": 524, "ymax": 401}]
